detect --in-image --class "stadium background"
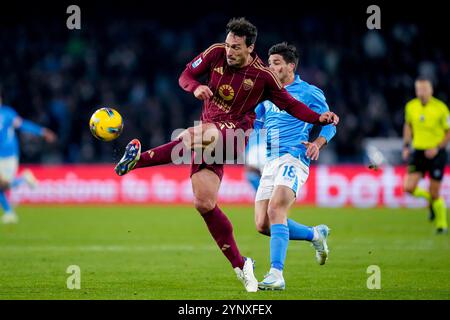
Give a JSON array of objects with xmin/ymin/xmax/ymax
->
[
  {"xmin": 1, "ymin": 0, "xmax": 449, "ymax": 301},
  {"xmin": 1, "ymin": 1, "xmax": 449, "ymax": 206}
]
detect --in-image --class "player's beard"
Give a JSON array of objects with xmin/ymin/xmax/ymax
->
[
  {"xmin": 227, "ymin": 56, "xmax": 245, "ymax": 68},
  {"xmin": 226, "ymin": 58, "xmax": 238, "ymax": 67}
]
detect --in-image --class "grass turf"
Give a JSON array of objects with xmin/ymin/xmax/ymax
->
[{"xmin": 0, "ymin": 205, "xmax": 449, "ymax": 300}]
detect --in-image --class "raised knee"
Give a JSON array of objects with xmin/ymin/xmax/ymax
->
[{"xmin": 194, "ymin": 198, "xmax": 216, "ymax": 214}]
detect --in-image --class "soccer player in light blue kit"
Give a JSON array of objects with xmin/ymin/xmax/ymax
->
[
  {"xmin": 0, "ymin": 92, "xmax": 56, "ymax": 223},
  {"xmin": 254, "ymin": 43, "xmax": 337, "ymax": 290}
]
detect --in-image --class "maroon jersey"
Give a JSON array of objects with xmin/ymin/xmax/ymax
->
[{"xmin": 179, "ymin": 43, "xmax": 321, "ymax": 130}]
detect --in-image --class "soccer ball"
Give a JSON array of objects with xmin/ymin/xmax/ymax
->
[{"xmin": 89, "ymin": 107, "xmax": 124, "ymax": 141}]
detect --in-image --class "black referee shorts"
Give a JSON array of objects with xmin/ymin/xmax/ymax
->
[{"xmin": 407, "ymin": 148, "xmax": 447, "ymax": 181}]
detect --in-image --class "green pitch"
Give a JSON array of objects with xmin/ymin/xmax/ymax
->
[{"xmin": 0, "ymin": 205, "xmax": 449, "ymax": 300}]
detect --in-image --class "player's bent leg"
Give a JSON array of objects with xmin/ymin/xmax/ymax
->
[
  {"xmin": 254, "ymin": 199, "xmax": 270, "ymax": 236},
  {"xmin": 403, "ymin": 172, "xmax": 423, "ymax": 195},
  {"xmin": 192, "ymin": 169, "xmax": 258, "ymax": 292},
  {"xmin": 404, "ymin": 172, "xmax": 435, "ymax": 221},
  {"xmin": 115, "ymin": 123, "xmax": 220, "ymax": 176},
  {"xmin": 0, "ymin": 158, "xmax": 20, "ymax": 224},
  {"xmin": 259, "ymin": 186, "xmax": 293, "ymax": 291},
  {"xmin": 192, "ymin": 169, "xmax": 221, "ymax": 214},
  {"xmin": 267, "ymin": 185, "xmax": 295, "ymax": 224},
  {"xmin": 178, "ymin": 122, "xmax": 220, "ymax": 150},
  {"xmin": 20, "ymin": 169, "xmax": 38, "ymax": 189},
  {"xmin": 430, "ymin": 179, "xmax": 448, "ymax": 234},
  {"xmin": 0, "ymin": 190, "xmax": 18, "ymax": 224}
]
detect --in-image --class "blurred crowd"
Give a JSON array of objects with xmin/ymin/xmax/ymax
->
[{"xmin": 1, "ymin": 6, "xmax": 449, "ymax": 164}]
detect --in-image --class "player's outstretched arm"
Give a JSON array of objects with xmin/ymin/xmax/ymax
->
[{"xmin": 13, "ymin": 116, "xmax": 57, "ymax": 143}]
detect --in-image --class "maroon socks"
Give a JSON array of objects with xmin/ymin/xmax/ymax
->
[
  {"xmin": 201, "ymin": 205, "xmax": 245, "ymax": 269},
  {"xmin": 135, "ymin": 138, "xmax": 184, "ymax": 168}
]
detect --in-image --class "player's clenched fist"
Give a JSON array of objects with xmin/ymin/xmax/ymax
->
[
  {"xmin": 193, "ymin": 85, "xmax": 214, "ymax": 101},
  {"xmin": 319, "ymin": 111, "xmax": 339, "ymax": 126}
]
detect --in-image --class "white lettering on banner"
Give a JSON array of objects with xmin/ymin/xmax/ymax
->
[
  {"xmin": 297, "ymin": 182, "xmax": 307, "ymax": 202},
  {"xmin": 121, "ymin": 174, "xmax": 150, "ymax": 201},
  {"xmin": 317, "ymin": 166, "xmax": 349, "ymax": 207},
  {"xmin": 351, "ymin": 174, "xmax": 379, "ymax": 208},
  {"xmin": 11, "ymin": 173, "xmax": 117, "ymax": 203},
  {"xmin": 8, "ymin": 165, "xmax": 450, "ymax": 206},
  {"xmin": 180, "ymin": 179, "xmax": 194, "ymax": 201},
  {"xmin": 151, "ymin": 174, "xmax": 178, "ymax": 202},
  {"xmin": 220, "ymin": 177, "xmax": 254, "ymax": 202},
  {"xmin": 381, "ymin": 167, "xmax": 402, "ymax": 207},
  {"xmin": 316, "ymin": 166, "xmax": 450, "ymax": 208}
]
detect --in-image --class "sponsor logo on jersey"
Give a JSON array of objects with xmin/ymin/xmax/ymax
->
[
  {"xmin": 218, "ymin": 84, "xmax": 235, "ymax": 101},
  {"xmin": 212, "ymin": 96, "xmax": 231, "ymax": 113}
]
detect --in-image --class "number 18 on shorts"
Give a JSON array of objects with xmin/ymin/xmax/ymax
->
[{"xmin": 255, "ymin": 154, "xmax": 309, "ymax": 201}]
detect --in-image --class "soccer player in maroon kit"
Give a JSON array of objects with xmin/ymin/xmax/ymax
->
[{"xmin": 115, "ymin": 18, "xmax": 339, "ymax": 292}]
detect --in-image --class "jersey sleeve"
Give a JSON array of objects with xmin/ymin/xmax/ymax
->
[
  {"xmin": 253, "ymin": 103, "xmax": 266, "ymax": 130},
  {"xmin": 264, "ymin": 72, "xmax": 321, "ymax": 125},
  {"xmin": 405, "ymin": 102, "xmax": 412, "ymax": 124},
  {"xmin": 440, "ymin": 102, "xmax": 450, "ymax": 130},
  {"xmin": 179, "ymin": 43, "xmax": 224, "ymax": 93},
  {"xmin": 4, "ymin": 106, "xmax": 18, "ymax": 121},
  {"xmin": 309, "ymin": 87, "xmax": 336, "ymax": 143},
  {"xmin": 18, "ymin": 119, "xmax": 44, "ymax": 136},
  {"xmin": 186, "ymin": 43, "xmax": 223, "ymax": 77},
  {"xmin": 2, "ymin": 106, "xmax": 19, "ymax": 128}
]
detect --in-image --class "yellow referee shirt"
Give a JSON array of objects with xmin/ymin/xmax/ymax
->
[{"xmin": 405, "ymin": 97, "xmax": 450, "ymax": 150}]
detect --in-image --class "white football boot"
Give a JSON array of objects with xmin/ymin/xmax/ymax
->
[
  {"xmin": 311, "ymin": 224, "xmax": 330, "ymax": 265},
  {"xmin": 258, "ymin": 268, "xmax": 285, "ymax": 290},
  {"xmin": 2, "ymin": 212, "xmax": 19, "ymax": 224},
  {"xmin": 22, "ymin": 169, "xmax": 38, "ymax": 189},
  {"xmin": 234, "ymin": 257, "xmax": 258, "ymax": 292}
]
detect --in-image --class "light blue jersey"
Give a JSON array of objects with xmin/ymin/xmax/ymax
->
[
  {"xmin": 0, "ymin": 105, "xmax": 45, "ymax": 158},
  {"xmin": 0, "ymin": 106, "xmax": 20, "ymax": 158},
  {"xmin": 255, "ymin": 75, "xmax": 336, "ymax": 167}
]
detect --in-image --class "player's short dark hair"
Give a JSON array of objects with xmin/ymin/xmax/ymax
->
[
  {"xmin": 268, "ymin": 42, "xmax": 299, "ymax": 69},
  {"xmin": 226, "ymin": 17, "xmax": 258, "ymax": 47},
  {"xmin": 415, "ymin": 75, "xmax": 433, "ymax": 86}
]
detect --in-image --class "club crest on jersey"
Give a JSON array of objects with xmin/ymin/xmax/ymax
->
[
  {"xmin": 243, "ymin": 78, "xmax": 254, "ymax": 90},
  {"xmin": 218, "ymin": 84, "xmax": 235, "ymax": 101},
  {"xmin": 192, "ymin": 57, "xmax": 202, "ymax": 68}
]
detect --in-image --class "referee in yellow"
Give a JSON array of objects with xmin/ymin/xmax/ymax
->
[{"xmin": 403, "ymin": 77, "xmax": 449, "ymax": 234}]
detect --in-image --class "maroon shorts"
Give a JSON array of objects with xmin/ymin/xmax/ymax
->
[{"xmin": 190, "ymin": 120, "xmax": 251, "ymax": 181}]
